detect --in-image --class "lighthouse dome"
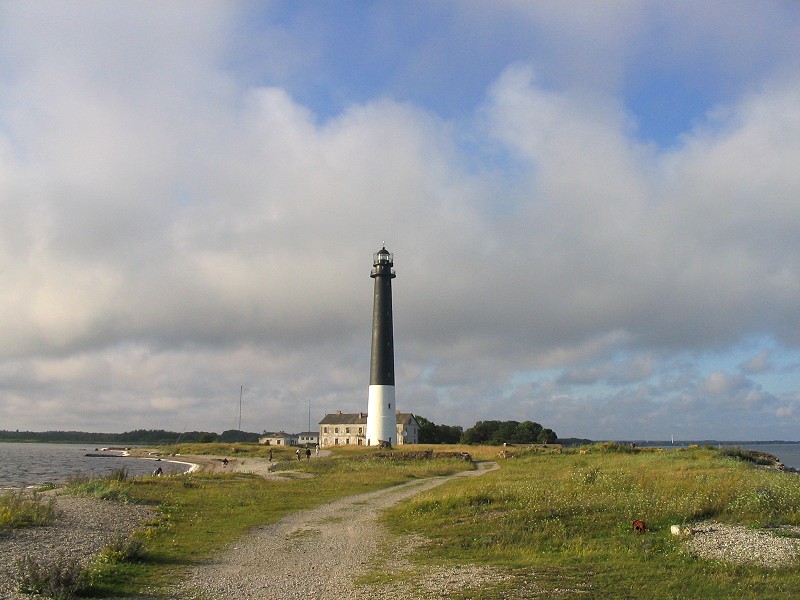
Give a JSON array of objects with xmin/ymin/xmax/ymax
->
[{"xmin": 372, "ymin": 246, "xmax": 394, "ymax": 269}]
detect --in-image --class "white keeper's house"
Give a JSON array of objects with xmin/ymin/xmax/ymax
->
[
  {"xmin": 258, "ymin": 431, "xmax": 296, "ymax": 446},
  {"xmin": 258, "ymin": 431, "xmax": 320, "ymax": 446},
  {"xmin": 319, "ymin": 411, "xmax": 419, "ymax": 447}
]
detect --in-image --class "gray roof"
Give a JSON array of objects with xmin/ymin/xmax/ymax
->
[
  {"xmin": 319, "ymin": 412, "xmax": 418, "ymax": 426},
  {"xmin": 319, "ymin": 412, "xmax": 368, "ymax": 425}
]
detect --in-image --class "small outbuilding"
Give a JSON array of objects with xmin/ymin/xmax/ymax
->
[{"xmin": 259, "ymin": 432, "xmax": 297, "ymax": 446}]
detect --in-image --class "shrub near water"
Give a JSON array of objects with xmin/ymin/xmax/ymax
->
[
  {"xmin": 63, "ymin": 467, "xmax": 136, "ymax": 503},
  {"xmin": 0, "ymin": 491, "xmax": 57, "ymax": 531},
  {"xmin": 383, "ymin": 446, "xmax": 800, "ymax": 599}
]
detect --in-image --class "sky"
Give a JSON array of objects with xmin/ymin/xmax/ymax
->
[{"xmin": 1, "ymin": 1, "xmax": 800, "ymax": 441}]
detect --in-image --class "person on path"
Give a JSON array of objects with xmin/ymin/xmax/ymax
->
[
  {"xmin": 269, "ymin": 449, "xmax": 273, "ymax": 462},
  {"xmin": 305, "ymin": 447, "xmax": 311, "ymax": 460},
  {"xmin": 296, "ymin": 448, "xmax": 301, "ymax": 461},
  {"xmin": 315, "ymin": 444, "xmax": 320, "ymax": 456}
]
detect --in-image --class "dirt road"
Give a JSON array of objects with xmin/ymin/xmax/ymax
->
[{"xmin": 175, "ymin": 461, "xmax": 499, "ymax": 599}]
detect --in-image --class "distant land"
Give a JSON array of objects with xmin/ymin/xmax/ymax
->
[
  {"xmin": 0, "ymin": 429, "xmax": 260, "ymax": 444},
  {"xmin": 1, "ymin": 430, "xmax": 797, "ymax": 447},
  {"xmin": 621, "ymin": 439, "xmax": 800, "ymax": 446}
]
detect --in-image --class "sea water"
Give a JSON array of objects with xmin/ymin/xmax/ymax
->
[{"xmin": 0, "ymin": 442, "xmax": 191, "ymax": 488}]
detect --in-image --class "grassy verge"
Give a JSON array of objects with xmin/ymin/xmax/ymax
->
[
  {"xmin": 0, "ymin": 491, "xmax": 57, "ymax": 531},
  {"xmin": 56, "ymin": 447, "xmax": 475, "ymax": 597},
  {"xmin": 163, "ymin": 442, "xmax": 290, "ymax": 460},
  {"xmin": 380, "ymin": 445, "xmax": 800, "ymax": 599}
]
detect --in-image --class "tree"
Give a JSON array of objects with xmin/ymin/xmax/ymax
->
[
  {"xmin": 415, "ymin": 416, "xmax": 463, "ymax": 444},
  {"xmin": 537, "ymin": 428, "xmax": 557, "ymax": 444},
  {"xmin": 515, "ymin": 421, "xmax": 543, "ymax": 443},
  {"xmin": 461, "ymin": 420, "xmax": 557, "ymax": 445},
  {"xmin": 489, "ymin": 421, "xmax": 520, "ymax": 445},
  {"xmin": 461, "ymin": 420, "xmax": 501, "ymax": 444},
  {"xmin": 220, "ymin": 430, "xmax": 260, "ymax": 443}
]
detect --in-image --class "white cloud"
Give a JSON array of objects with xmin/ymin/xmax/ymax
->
[{"xmin": 0, "ymin": 2, "xmax": 799, "ymax": 439}]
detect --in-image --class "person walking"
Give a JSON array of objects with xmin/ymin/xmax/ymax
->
[
  {"xmin": 315, "ymin": 444, "xmax": 320, "ymax": 456},
  {"xmin": 305, "ymin": 447, "xmax": 311, "ymax": 460},
  {"xmin": 295, "ymin": 448, "xmax": 301, "ymax": 461},
  {"xmin": 269, "ymin": 448, "xmax": 273, "ymax": 462}
]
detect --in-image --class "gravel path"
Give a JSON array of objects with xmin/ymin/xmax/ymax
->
[
  {"xmin": 685, "ymin": 521, "xmax": 800, "ymax": 567},
  {"xmin": 174, "ymin": 461, "xmax": 499, "ymax": 600},
  {"xmin": 0, "ymin": 495, "xmax": 155, "ymax": 599}
]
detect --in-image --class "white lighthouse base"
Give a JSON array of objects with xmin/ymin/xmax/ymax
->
[{"xmin": 366, "ymin": 385, "xmax": 396, "ymax": 446}]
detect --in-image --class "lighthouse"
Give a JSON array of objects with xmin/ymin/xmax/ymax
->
[{"xmin": 366, "ymin": 246, "xmax": 396, "ymax": 446}]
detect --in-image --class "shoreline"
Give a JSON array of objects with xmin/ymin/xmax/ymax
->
[
  {"xmin": 0, "ymin": 448, "xmax": 200, "ymax": 490},
  {"xmin": 0, "ymin": 451, "xmax": 279, "ymax": 597}
]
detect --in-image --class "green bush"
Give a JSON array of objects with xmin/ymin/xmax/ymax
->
[
  {"xmin": 0, "ymin": 491, "xmax": 57, "ymax": 531},
  {"xmin": 96, "ymin": 534, "xmax": 146, "ymax": 564},
  {"xmin": 15, "ymin": 554, "xmax": 88, "ymax": 599},
  {"xmin": 64, "ymin": 472, "xmax": 135, "ymax": 503}
]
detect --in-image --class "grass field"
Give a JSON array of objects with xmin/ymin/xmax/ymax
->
[
  {"xmin": 10, "ymin": 443, "xmax": 800, "ymax": 598},
  {"xmin": 380, "ymin": 444, "xmax": 800, "ymax": 599}
]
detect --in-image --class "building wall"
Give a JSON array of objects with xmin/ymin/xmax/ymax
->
[
  {"xmin": 399, "ymin": 421, "xmax": 418, "ymax": 444},
  {"xmin": 320, "ymin": 418, "xmax": 418, "ymax": 447},
  {"xmin": 259, "ymin": 435, "xmax": 296, "ymax": 446},
  {"xmin": 320, "ymin": 423, "xmax": 367, "ymax": 447}
]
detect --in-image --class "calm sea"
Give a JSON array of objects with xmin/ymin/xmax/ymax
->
[{"xmin": 0, "ymin": 442, "xmax": 192, "ymax": 488}]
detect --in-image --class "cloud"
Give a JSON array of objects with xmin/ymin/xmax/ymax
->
[
  {"xmin": 739, "ymin": 349, "xmax": 774, "ymax": 375},
  {"xmin": 0, "ymin": 2, "xmax": 799, "ymax": 439}
]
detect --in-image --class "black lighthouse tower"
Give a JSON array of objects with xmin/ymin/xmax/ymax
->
[{"xmin": 366, "ymin": 246, "xmax": 396, "ymax": 445}]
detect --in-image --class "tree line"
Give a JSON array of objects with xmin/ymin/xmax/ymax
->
[
  {"xmin": 0, "ymin": 429, "xmax": 260, "ymax": 444},
  {"xmin": 1, "ymin": 420, "xmax": 557, "ymax": 447},
  {"xmin": 415, "ymin": 417, "xmax": 557, "ymax": 445}
]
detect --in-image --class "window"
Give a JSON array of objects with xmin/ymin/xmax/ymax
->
[
  {"xmin": 323, "ymin": 427, "xmax": 327, "ymax": 433},
  {"xmin": 335, "ymin": 428, "xmax": 339, "ymax": 433},
  {"xmin": 346, "ymin": 427, "xmax": 350, "ymax": 433}
]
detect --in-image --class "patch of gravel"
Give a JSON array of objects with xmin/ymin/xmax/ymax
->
[
  {"xmin": 174, "ymin": 462, "xmax": 500, "ymax": 600},
  {"xmin": 363, "ymin": 534, "xmax": 515, "ymax": 600},
  {"xmin": 0, "ymin": 494, "xmax": 156, "ymax": 599},
  {"xmin": 685, "ymin": 521, "xmax": 800, "ymax": 567}
]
